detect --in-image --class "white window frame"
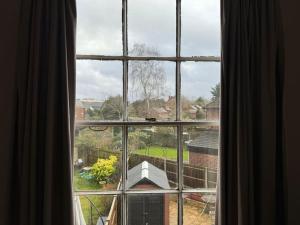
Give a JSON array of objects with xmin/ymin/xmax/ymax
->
[{"xmin": 75, "ymin": 0, "xmax": 220, "ymax": 224}]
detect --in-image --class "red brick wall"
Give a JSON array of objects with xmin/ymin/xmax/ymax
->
[
  {"xmin": 206, "ymin": 108, "xmax": 220, "ymax": 121},
  {"xmin": 189, "ymin": 151, "xmax": 218, "ymax": 170},
  {"xmin": 75, "ymin": 106, "xmax": 85, "ymax": 120}
]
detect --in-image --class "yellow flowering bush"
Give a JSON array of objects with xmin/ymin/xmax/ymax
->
[{"xmin": 91, "ymin": 155, "xmax": 118, "ymax": 183}]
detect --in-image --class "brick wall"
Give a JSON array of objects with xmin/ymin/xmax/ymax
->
[
  {"xmin": 206, "ymin": 108, "xmax": 220, "ymax": 121},
  {"xmin": 75, "ymin": 106, "xmax": 85, "ymax": 120},
  {"xmin": 189, "ymin": 151, "xmax": 218, "ymax": 170}
]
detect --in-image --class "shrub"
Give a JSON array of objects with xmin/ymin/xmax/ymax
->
[
  {"xmin": 128, "ymin": 130, "xmax": 151, "ymax": 150},
  {"xmin": 152, "ymin": 127, "xmax": 176, "ymax": 148},
  {"xmin": 91, "ymin": 155, "xmax": 118, "ymax": 183}
]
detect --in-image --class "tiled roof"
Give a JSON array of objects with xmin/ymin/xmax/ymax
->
[
  {"xmin": 76, "ymin": 99, "xmax": 103, "ymax": 109},
  {"xmin": 204, "ymin": 99, "xmax": 220, "ymax": 109},
  {"xmin": 127, "ymin": 161, "xmax": 170, "ymax": 189},
  {"xmin": 152, "ymin": 107, "xmax": 168, "ymax": 114},
  {"xmin": 187, "ymin": 129, "xmax": 219, "ymax": 150}
]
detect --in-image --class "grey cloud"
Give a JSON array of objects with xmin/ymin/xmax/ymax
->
[
  {"xmin": 181, "ymin": 0, "xmax": 221, "ymax": 56},
  {"xmin": 181, "ymin": 62, "xmax": 220, "ymax": 100},
  {"xmin": 76, "ymin": 60, "xmax": 123, "ymax": 99},
  {"xmin": 128, "ymin": 0, "xmax": 176, "ymax": 56},
  {"xmin": 76, "ymin": 0, "xmax": 220, "ymax": 101},
  {"xmin": 77, "ymin": 0, "xmax": 122, "ymax": 55}
]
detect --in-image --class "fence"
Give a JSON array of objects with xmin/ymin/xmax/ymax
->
[
  {"xmin": 78, "ymin": 148, "xmax": 217, "ymax": 188},
  {"xmin": 105, "ymin": 182, "xmax": 122, "ymax": 225},
  {"xmin": 105, "ymin": 196, "xmax": 118, "ymax": 225},
  {"xmin": 129, "ymin": 154, "xmax": 217, "ymax": 188}
]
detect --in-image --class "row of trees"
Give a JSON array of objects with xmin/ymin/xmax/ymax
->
[
  {"xmin": 84, "ymin": 89, "xmax": 220, "ymax": 121},
  {"xmin": 75, "ymin": 126, "xmax": 177, "ymax": 165},
  {"xmin": 128, "ymin": 126, "xmax": 177, "ymax": 152},
  {"xmin": 85, "ymin": 92, "xmax": 219, "ymax": 121},
  {"xmin": 83, "ymin": 44, "xmax": 220, "ymax": 121},
  {"xmin": 75, "ymin": 127, "xmax": 122, "ymax": 165},
  {"xmin": 86, "ymin": 95, "xmax": 123, "ymax": 120}
]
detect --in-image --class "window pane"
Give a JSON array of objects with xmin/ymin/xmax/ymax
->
[
  {"xmin": 128, "ymin": 0, "xmax": 176, "ymax": 56},
  {"xmin": 128, "ymin": 61, "xmax": 176, "ymax": 121},
  {"xmin": 74, "ymin": 126, "xmax": 122, "ymax": 191},
  {"xmin": 74, "ymin": 195, "xmax": 121, "ymax": 225},
  {"xmin": 76, "ymin": 60, "xmax": 123, "ymax": 121},
  {"xmin": 127, "ymin": 194, "xmax": 178, "ymax": 225},
  {"xmin": 181, "ymin": 0, "xmax": 220, "ymax": 56},
  {"xmin": 182, "ymin": 125, "xmax": 219, "ymax": 189},
  {"xmin": 181, "ymin": 62, "xmax": 220, "ymax": 121},
  {"xmin": 183, "ymin": 192, "xmax": 216, "ymax": 225},
  {"xmin": 77, "ymin": 0, "xmax": 122, "ymax": 55},
  {"xmin": 127, "ymin": 126, "xmax": 178, "ymax": 190}
]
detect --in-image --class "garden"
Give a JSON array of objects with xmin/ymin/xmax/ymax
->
[{"xmin": 74, "ymin": 126, "xmax": 183, "ymax": 224}]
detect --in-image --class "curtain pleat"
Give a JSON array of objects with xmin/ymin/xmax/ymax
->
[
  {"xmin": 10, "ymin": 0, "xmax": 76, "ymax": 224},
  {"xmin": 217, "ymin": 0, "xmax": 286, "ymax": 225}
]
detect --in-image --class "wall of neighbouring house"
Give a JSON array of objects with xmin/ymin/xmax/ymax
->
[
  {"xmin": 75, "ymin": 106, "xmax": 85, "ymax": 120},
  {"xmin": 205, "ymin": 108, "xmax": 220, "ymax": 121},
  {"xmin": 189, "ymin": 151, "xmax": 218, "ymax": 170}
]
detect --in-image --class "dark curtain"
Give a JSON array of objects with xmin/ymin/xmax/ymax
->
[
  {"xmin": 8, "ymin": 0, "xmax": 76, "ymax": 225},
  {"xmin": 217, "ymin": 0, "xmax": 286, "ymax": 225}
]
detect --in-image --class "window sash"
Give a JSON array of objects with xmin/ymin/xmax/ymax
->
[{"xmin": 74, "ymin": 0, "xmax": 220, "ymax": 224}]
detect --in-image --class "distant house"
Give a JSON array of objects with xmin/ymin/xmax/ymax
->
[
  {"xmin": 186, "ymin": 129, "xmax": 219, "ymax": 170},
  {"xmin": 165, "ymin": 96, "xmax": 176, "ymax": 107},
  {"xmin": 79, "ymin": 99, "xmax": 103, "ymax": 110},
  {"xmin": 75, "ymin": 99, "xmax": 104, "ymax": 120},
  {"xmin": 165, "ymin": 96, "xmax": 176, "ymax": 113},
  {"xmin": 204, "ymin": 99, "xmax": 220, "ymax": 121},
  {"xmin": 165, "ymin": 96, "xmax": 206, "ymax": 120},
  {"xmin": 150, "ymin": 107, "xmax": 170, "ymax": 120},
  {"xmin": 127, "ymin": 161, "xmax": 170, "ymax": 225},
  {"xmin": 188, "ymin": 106, "xmax": 198, "ymax": 119},
  {"xmin": 75, "ymin": 102, "xmax": 86, "ymax": 120}
]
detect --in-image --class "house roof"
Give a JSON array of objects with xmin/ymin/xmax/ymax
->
[
  {"xmin": 204, "ymin": 99, "xmax": 220, "ymax": 109},
  {"xmin": 127, "ymin": 161, "xmax": 170, "ymax": 189},
  {"xmin": 152, "ymin": 107, "xmax": 168, "ymax": 114},
  {"xmin": 188, "ymin": 109, "xmax": 197, "ymax": 113},
  {"xmin": 187, "ymin": 129, "xmax": 219, "ymax": 153},
  {"xmin": 76, "ymin": 99, "xmax": 103, "ymax": 110}
]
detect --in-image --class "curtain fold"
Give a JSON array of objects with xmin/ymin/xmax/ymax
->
[
  {"xmin": 217, "ymin": 0, "xmax": 286, "ymax": 225},
  {"xmin": 10, "ymin": 0, "xmax": 76, "ymax": 224}
]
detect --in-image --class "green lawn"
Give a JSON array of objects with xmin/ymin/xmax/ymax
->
[
  {"xmin": 80, "ymin": 196, "xmax": 103, "ymax": 225},
  {"xmin": 75, "ymin": 172, "xmax": 112, "ymax": 225},
  {"xmin": 132, "ymin": 146, "xmax": 189, "ymax": 161},
  {"xmin": 79, "ymin": 195, "xmax": 114, "ymax": 225},
  {"xmin": 74, "ymin": 170, "xmax": 100, "ymax": 191}
]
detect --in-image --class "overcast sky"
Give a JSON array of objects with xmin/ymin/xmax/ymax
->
[{"xmin": 76, "ymin": 0, "xmax": 220, "ymax": 101}]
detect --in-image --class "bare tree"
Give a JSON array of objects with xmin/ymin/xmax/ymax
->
[{"xmin": 129, "ymin": 43, "xmax": 166, "ymax": 117}]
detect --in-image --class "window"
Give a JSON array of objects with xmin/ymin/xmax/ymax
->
[{"xmin": 74, "ymin": 0, "xmax": 220, "ymax": 224}]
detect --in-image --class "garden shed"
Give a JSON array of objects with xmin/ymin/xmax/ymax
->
[{"xmin": 127, "ymin": 161, "xmax": 170, "ymax": 225}]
